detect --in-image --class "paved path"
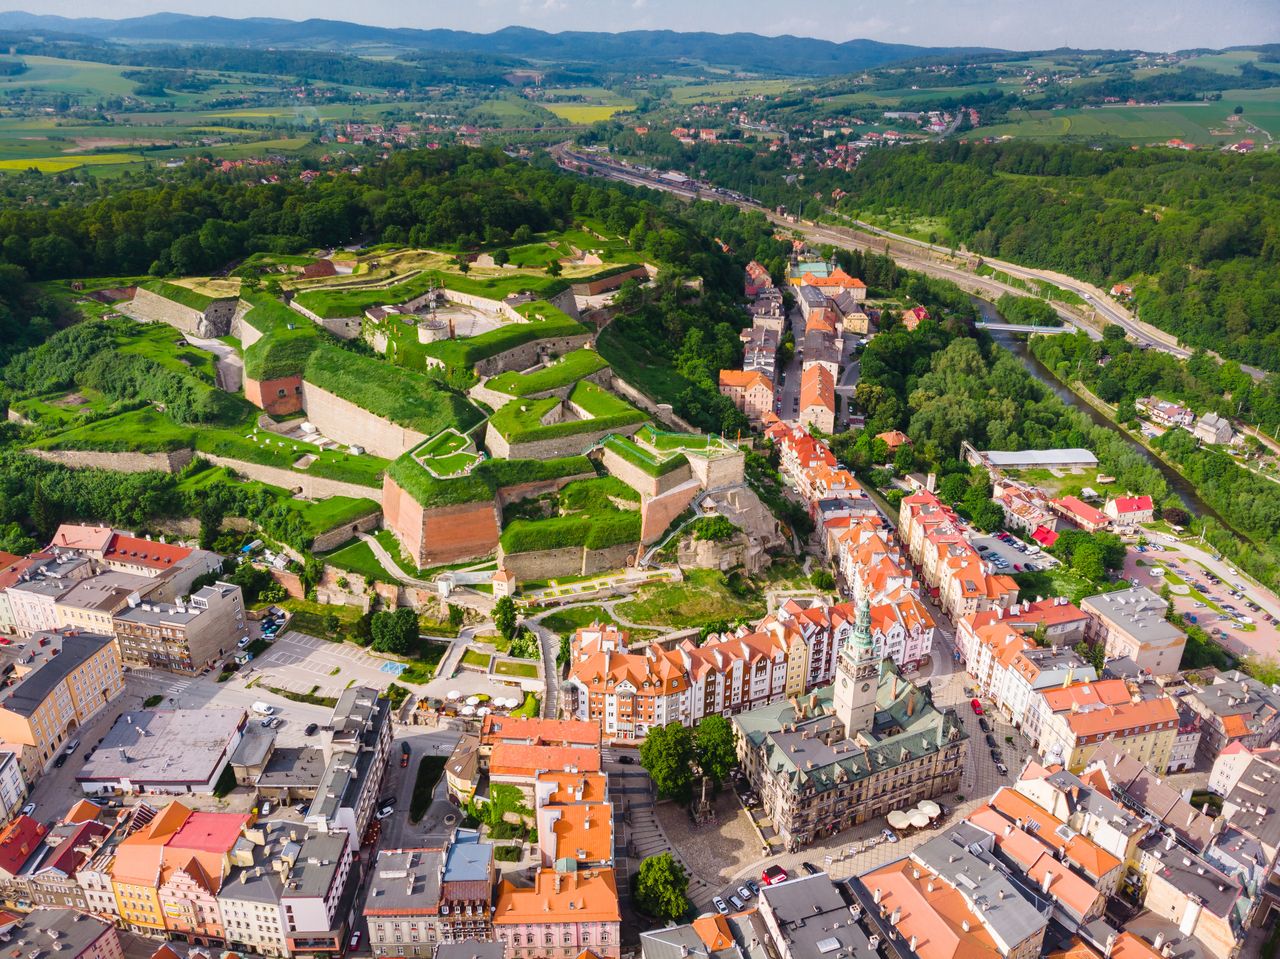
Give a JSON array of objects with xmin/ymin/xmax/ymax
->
[
  {"xmin": 187, "ymin": 334, "xmax": 244, "ymax": 392},
  {"xmin": 357, "ymin": 532, "xmax": 434, "ymax": 588}
]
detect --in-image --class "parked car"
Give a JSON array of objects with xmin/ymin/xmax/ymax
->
[
  {"xmin": 801, "ymin": 861, "xmax": 820, "ymax": 876},
  {"xmin": 713, "ymin": 897, "xmax": 729, "ymax": 915},
  {"xmin": 882, "ymin": 828, "xmax": 899, "ymax": 843},
  {"xmin": 20, "ymin": 803, "xmax": 35, "ymax": 816},
  {"xmin": 729, "ymin": 895, "xmax": 744, "ymax": 911},
  {"xmin": 978, "ymin": 717, "xmax": 991, "ymax": 732},
  {"xmin": 347, "ymin": 931, "xmax": 362, "ymax": 953},
  {"xmin": 985, "ymin": 733, "xmax": 997, "ymax": 747},
  {"xmin": 305, "ymin": 723, "xmax": 319, "ymax": 736},
  {"xmin": 53, "ymin": 754, "xmax": 67, "ymax": 768},
  {"xmin": 737, "ymin": 885, "xmax": 753, "ymax": 901},
  {"xmin": 762, "ymin": 865, "xmax": 788, "ymax": 886},
  {"xmin": 376, "ymin": 805, "xmax": 395, "ymax": 821},
  {"xmin": 617, "ymin": 754, "xmax": 636, "ymax": 765},
  {"xmin": 746, "ymin": 880, "xmax": 760, "ymax": 896},
  {"xmin": 970, "ymin": 699, "xmax": 984, "ymax": 716}
]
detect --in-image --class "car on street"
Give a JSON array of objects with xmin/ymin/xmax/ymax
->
[
  {"xmin": 20, "ymin": 803, "xmax": 35, "ymax": 816},
  {"xmin": 617, "ymin": 754, "xmax": 636, "ymax": 764},
  {"xmin": 347, "ymin": 931, "xmax": 361, "ymax": 953},
  {"xmin": 729, "ymin": 894, "xmax": 744, "ymax": 911},
  {"xmin": 746, "ymin": 879, "xmax": 760, "ymax": 896},
  {"xmin": 970, "ymin": 699, "xmax": 984, "ymax": 715},
  {"xmin": 762, "ymin": 865, "xmax": 788, "ymax": 886},
  {"xmin": 985, "ymin": 733, "xmax": 997, "ymax": 747},
  {"xmin": 376, "ymin": 805, "xmax": 395, "ymax": 820},
  {"xmin": 883, "ymin": 828, "xmax": 899, "ymax": 843},
  {"xmin": 400, "ymin": 742, "xmax": 411, "ymax": 767},
  {"xmin": 305, "ymin": 723, "xmax": 318, "ymax": 736},
  {"xmin": 53, "ymin": 754, "xmax": 67, "ymax": 768},
  {"xmin": 713, "ymin": 897, "xmax": 729, "ymax": 915},
  {"xmin": 801, "ymin": 861, "xmax": 820, "ymax": 875},
  {"xmin": 737, "ymin": 885, "xmax": 753, "ymax": 901},
  {"xmin": 978, "ymin": 717, "xmax": 991, "ymax": 732}
]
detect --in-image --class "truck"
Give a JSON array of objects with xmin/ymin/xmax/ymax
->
[{"xmin": 251, "ymin": 702, "xmax": 275, "ymax": 716}]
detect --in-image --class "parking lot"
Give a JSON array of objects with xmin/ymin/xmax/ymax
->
[
  {"xmin": 249, "ymin": 631, "xmax": 408, "ymax": 699},
  {"xmin": 971, "ymin": 531, "xmax": 1055, "ymax": 574}
]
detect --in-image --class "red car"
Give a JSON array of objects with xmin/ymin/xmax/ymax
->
[
  {"xmin": 970, "ymin": 699, "xmax": 984, "ymax": 716},
  {"xmin": 762, "ymin": 864, "xmax": 788, "ymax": 886}
]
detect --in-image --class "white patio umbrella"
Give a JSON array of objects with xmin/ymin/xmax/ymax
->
[
  {"xmin": 918, "ymin": 800, "xmax": 942, "ymax": 819},
  {"xmin": 886, "ymin": 810, "xmax": 911, "ymax": 830},
  {"xmin": 465, "ymin": 696, "xmax": 481, "ymax": 707},
  {"xmin": 909, "ymin": 810, "xmax": 931, "ymax": 829},
  {"xmin": 446, "ymin": 690, "xmax": 462, "ymax": 701},
  {"xmin": 460, "ymin": 704, "xmax": 476, "ymax": 716}
]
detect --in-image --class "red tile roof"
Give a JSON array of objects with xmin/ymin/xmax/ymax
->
[{"xmin": 103, "ymin": 534, "xmax": 192, "ymax": 570}]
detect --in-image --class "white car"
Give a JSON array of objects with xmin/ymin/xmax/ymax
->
[
  {"xmin": 20, "ymin": 803, "xmax": 35, "ymax": 817},
  {"xmin": 883, "ymin": 828, "xmax": 899, "ymax": 843},
  {"xmin": 713, "ymin": 897, "xmax": 728, "ymax": 915},
  {"xmin": 376, "ymin": 805, "xmax": 396, "ymax": 820},
  {"xmin": 737, "ymin": 885, "xmax": 753, "ymax": 901}
]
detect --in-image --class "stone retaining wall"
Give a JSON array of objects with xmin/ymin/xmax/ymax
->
[
  {"xmin": 124, "ymin": 288, "xmax": 204, "ymax": 336},
  {"xmin": 609, "ymin": 375, "xmax": 700, "ymax": 433},
  {"xmin": 495, "ymin": 471, "xmax": 597, "ymax": 508},
  {"xmin": 640, "ymin": 478, "xmax": 703, "ymax": 544},
  {"xmin": 200, "ymin": 452, "xmax": 379, "ymax": 501},
  {"xmin": 485, "ymin": 417, "xmax": 642, "ymax": 461},
  {"xmin": 472, "ymin": 333, "xmax": 594, "ymax": 379},
  {"xmin": 310, "ymin": 511, "xmax": 381, "ymax": 553},
  {"xmin": 30, "ymin": 447, "xmax": 195, "ymax": 474},
  {"xmin": 687, "ymin": 449, "xmax": 746, "ymax": 489},
  {"xmin": 569, "ymin": 265, "xmax": 650, "ymax": 297},
  {"xmin": 300, "ymin": 381, "xmax": 426, "ymax": 459},
  {"xmin": 289, "ymin": 299, "xmax": 361, "ymax": 339},
  {"xmin": 600, "ymin": 445, "xmax": 692, "ymax": 498},
  {"xmin": 497, "ymin": 540, "xmax": 637, "ymax": 582}
]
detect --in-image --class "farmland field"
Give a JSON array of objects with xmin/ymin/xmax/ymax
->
[{"xmin": 542, "ymin": 104, "xmax": 628, "ymax": 123}]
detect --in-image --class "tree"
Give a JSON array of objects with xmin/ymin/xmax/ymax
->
[
  {"xmin": 639, "ymin": 722, "xmax": 696, "ymax": 804},
  {"xmin": 694, "ymin": 715, "xmax": 738, "ymax": 788},
  {"xmin": 634, "ymin": 853, "xmax": 690, "ymax": 922},
  {"xmin": 1074, "ymin": 639, "xmax": 1105, "ymax": 672},
  {"xmin": 545, "ymin": 259, "xmax": 562, "ymax": 277},
  {"xmin": 493, "ymin": 596, "xmax": 518, "ymax": 642},
  {"xmin": 492, "ymin": 248, "xmax": 509, "ymax": 267},
  {"xmin": 810, "ymin": 569, "xmax": 836, "ymax": 590},
  {"xmin": 197, "ymin": 499, "xmax": 223, "ymax": 551},
  {"xmin": 370, "ymin": 607, "xmax": 419, "ymax": 655}
]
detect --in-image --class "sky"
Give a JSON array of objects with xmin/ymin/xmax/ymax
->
[{"xmin": 11, "ymin": 0, "xmax": 1280, "ymax": 51}]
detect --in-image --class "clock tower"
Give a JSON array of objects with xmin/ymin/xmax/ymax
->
[{"xmin": 833, "ymin": 592, "xmax": 879, "ymax": 735}]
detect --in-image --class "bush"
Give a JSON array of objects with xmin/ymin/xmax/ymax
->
[
  {"xmin": 493, "ymin": 845, "xmax": 523, "ymax": 862},
  {"xmin": 371, "ymin": 607, "xmax": 419, "ymax": 654}
]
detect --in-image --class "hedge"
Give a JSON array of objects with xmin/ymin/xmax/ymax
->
[
  {"xmin": 142, "ymin": 280, "xmax": 217, "ymax": 313},
  {"xmin": 386, "ymin": 453, "xmax": 594, "ymax": 509},
  {"xmin": 421, "ymin": 310, "xmax": 588, "ymax": 370},
  {"xmin": 603, "ymin": 435, "xmax": 688, "ymax": 478},
  {"xmin": 302, "ymin": 344, "xmax": 482, "ymax": 437},
  {"xmin": 485, "ymin": 349, "xmax": 609, "ymax": 397}
]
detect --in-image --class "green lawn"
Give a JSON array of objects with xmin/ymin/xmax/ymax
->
[
  {"xmin": 488, "ymin": 380, "xmax": 645, "ymax": 445},
  {"xmin": 270, "ymin": 598, "xmax": 365, "ymax": 643},
  {"xmin": 538, "ymin": 605, "xmax": 617, "ymax": 635},
  {"xmin": 462, "ymin": 650, "xmax": 493, "ymax": 668},
  {"xmin": 512, "ymin": 692, "xmax": 541, "ymax": 718},
  {"xmin": 495, "ymin": 661, "xmax": 539, "ymax": 678},
  {"xmin": 324, "ymin": 539, "xmax": 392, "ymax": 582},
  {"xmin": 597, "ymin": 321, "xmax": 694, "ymax": 407},
  {"xmin": 486, "ymin": 348, "xmax": 610, "ymax": 397},
  {"xmin": 603, "ymin": 435, "xmax": 688, "ymax": 477},
  {"xmin": 420, "ymin": 309, "xmax": 588, "ymax": 371},
  {"xmin": 615, "ymin": 569, "xmax": 766, "ymax": 628},
  {"xmin": 1013, "ymin": 567, "xmax": 1117, "ymax": 605}
]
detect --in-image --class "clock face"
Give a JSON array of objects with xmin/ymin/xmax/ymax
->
[{"xmin": 862, "ymin": 683, "xmax": 871, "ymax": 692}]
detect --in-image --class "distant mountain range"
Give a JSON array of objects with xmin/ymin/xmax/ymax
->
[{"xmin": 0, "ymin": 11, "xmax": 1000, "ymax": 75}]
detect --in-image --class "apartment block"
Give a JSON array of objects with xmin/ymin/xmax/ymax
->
[{"xmin": 113, "ymin": 582, "xmax": 246, "ymax": 673}]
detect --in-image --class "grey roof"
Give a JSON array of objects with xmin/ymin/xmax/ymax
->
[
  {"xmin": 1040, "ymin": 768, "xmax": 1145, "ymax": 837},
  {"xmin": 797, "ymin": 285, "xmax": 828, "ymax": 307},
  {"xmin": 1189, "ymin": 671, "xmax": 1280, "ymax": 729},
  {"xmin": 983, "ymin": 449, "xmax": 1098, "ymax": 467},
  {"xmin": 1223, "ymin": 756, "xmax": 1280, "ymax": 851},
  {"xmin": 77, "ymin": 708, "xmax": 244, "ymax": 785},
  {"xmin": 1089, "ymin": 741, "xmax": 1213, "ymax": 851},
  {"xmin": 258, "ymin": 746, "xmax": 327, "ymax": 789},
  {"xmin": 432, "ymin": 943, "xmax": 505, "ymax": 959},
  {"xmin": 1080, "ymin": 587, "xmax": 1185, "ymax": 645},
  {"xmin": 224, "ymin": 821, "xmax": 346, "ymax": 905},
  {"xmin": 761, "ymin": 873, "xmax": 877, "ymax": 959},
  {"xmin": 1139, "ymin": 832, "xmax": 1241, "ymax": 920},
  {"xmin": 54, "ymin": 571, "xmax": 156, "ymax": 612},
  {"xmin": 641, "ymin": 922, "xmax": 737, "ymax": 959},
  {"xmin": 0, "ymin": 629, "xmax": 115, "ymax": 717},
  {"xmin": 8, "ymin": 556, "xmax": 92, "ymax": 599},
  {"xmin": 733, "ymin": 664, "xmax": 967, "ymax": 794},
  {"xmin": 330, "ymin": 686, "xmax": 389, "ymax": 748},
  {"xmin": 364, "ymin": 847, "xmax": 444, "ymax": 915},
  {"xmin": 910, "ymin": 827, "xmax": 1050, "ymax": 951},
  {"xmin": 230, "ymin": 725, "xmax": 277, "ymax": 768},
  {"xmin": 6, "ymin": 908, "xmax": 114, "ymax": 959}
]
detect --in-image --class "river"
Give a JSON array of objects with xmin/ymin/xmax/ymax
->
[{"xmin": 973, "ymin": 296, "xmax": 1226, "ymax": 525}]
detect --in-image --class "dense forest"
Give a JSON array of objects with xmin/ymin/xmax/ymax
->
[{"xmin": 838, "ymin": 142, "xmax": 1280, "ymax": 370}]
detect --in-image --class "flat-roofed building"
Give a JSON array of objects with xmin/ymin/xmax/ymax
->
[
  {"xmin": 113, "ymin": 582, "xmax": 245, "ymax": 674},
  {"xmin": 1081, "ymin": 587, "xmax": 1186, "ymax": 677},
  {"xmin": 0, "ymin": 628, "xmax": 124, "ymax": 776},
  {"xmin": 757, "ymin": 873, "xmax": 878, "ymax": 959},
  {"xmin": 77, "ymin": 708, "xmax": 245, "ymax": 796},
  {"xmin": 3, "ymin": 908, "xmax": 121, "ymax": 959},
  {"xmin": 5, "ymin": 555, "xmax": 95, "ymax": 637},
  {"xmin": 307, "ymin": 687, "xmax": 393, "ymax": 838}
]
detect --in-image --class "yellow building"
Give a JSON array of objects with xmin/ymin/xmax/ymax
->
[
  {"xmin": 53, "ymin": 572, "xmax": 160, "ymax": 635},
  {"xmin": 110, "ymin": 803, "xmax": 192, "ymax": 932},
  {"xmin": 0, "ymin": 627, "xmax": 124, "ymax": 775},
  {"xmin": 1041, "ymin": 694, "xmax": 1178, "ymax": 774}
]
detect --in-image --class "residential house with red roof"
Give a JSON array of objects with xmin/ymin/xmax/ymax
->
[
  {"xmin": 798, "ymin": 365, "xmax": 835, "ymax": 434},
  {"xmin": 493, "ymin": 868, "xmax": 620, "ymax": 959},
  {"xmin": 1034, "ymin": 680, "xmax": 1178, "ymax": 773},
  {"xmin": 1050, "ymin": 496, "xmax": 1110, "ymax": 533},
  {"xmin": 1104, "ymin": 495, "xmax": 1154, "ymax": 526},
  {"xmin": 717, "ymin": 369, "xmax": 774, "ymax": 424},
  {"xmin": 902, "ymin": 306, "xmax": 930, "ymax": 331}
]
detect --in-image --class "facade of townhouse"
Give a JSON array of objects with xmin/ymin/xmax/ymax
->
[
  {"xmin": 717, "ymin": 369, "xmax": 774, "ymax": 423},
  {"xmin": 1035, "ymin": 680, "xmax": 1178, "ymax": 773},
  {"xmin": 1104, "ymin": 495, "xmax": 1155, "ymax": 526},
  {"xmin": 0, "ymin": 628, "xmax": 125, "ymax": 776},
  {"xmin": 1182, "ymin": 671, "xmax": 1280, "ymax": 762},
  {"xmin": 112, "ymin": 582, "xmax": 245, "ymax": 674},
  {"xmin": 1081, "ymin": 587, "xmax": 1187, "ymax": 677},
  {"xmin": 493, "ymin": 868, "xmax": 620, "ymax": 959}
]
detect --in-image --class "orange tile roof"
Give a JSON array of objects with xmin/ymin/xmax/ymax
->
[
  {"xmin": 102, "ymin": 534, "xmax": 192, "ymax": 570},
  {"xmin": 1040, "ymin": 679, "xmax": 1131, "ymax": 714},
  {"xmin": 494, "ymin": 868, "xmax": 620, "ymax": 925},
  {"xmin": 860, "ymin": 859, "xmax": 1000, "ymax": 959},
  {"xmin": 0, "ymin": 816, "xmax": 46, "ymax": 876},
  {"xmin": 1222, "ymin": 713, "xmax": 1252, "ymax": 738},
  {"xmin": 800, "ymin": 364, "xmax": 835, "ymax": 412},
  {"xmin": 490, "ymin": 743, "xmax": 601, "ymax": 779},
  {"xmin": 1064, "ymin": 696, "xmax": 1178, "ymax": 738},
  {"xmin": 692, "ymin": 915, "xmax": 735, "ymax": 952},
  {"xmin": 1111, "ymin": 933, "xmax": 1164, "ymax": 959},
  {"xmin": 537, "ymin": 771, "xmax": 609, "ymax": 804},
  {"xmin": 986, "ymin": 787, "xmax": 1121, "ymax": 878},
  {"xmin": 64, "ymin": 799, "xmax": 103, "ymax": 825},
  {"xmin": 548, "ymin": 802, "xmax": 613, "ymax": 863},
  {"xmin": 481, "ymin": 716, "xmax": 601, "ymax": 748},
  {"xmin": 876, "ymin": 430, "xmax": 911, "ymax": 449},
  {"xmin": 718, "ymin": 369, "xmax": 773, "ymax": 392}
]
